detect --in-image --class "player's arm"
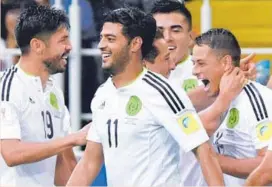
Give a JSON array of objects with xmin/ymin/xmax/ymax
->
[
  {"xmin": 1, "ymin": 130, "xmax": 86, "ymax": 167},
  {"xmin": 198, "ymin": 68, "xmax": 245, "ymax": 136},
  {"xmin": 217, "ymin": 147, "xmax": 266, "ymax": 178},
  {"xmin": 54, "ymin": 148, "xmax": 77, "ymax": 186},
  {"xmin": 191, "ymin": 141, "xmax": 223, "ymax": 186},
  {"xmin": 66, "ymin": 140, "xmax": 104, "ymax": 186},
  {"xmin": 245, "ymin": 149, "xmax": 272, "ymax": 186}
]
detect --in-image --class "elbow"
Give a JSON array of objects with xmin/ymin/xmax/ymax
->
[{"xmin": 2, "ymin": 151, "xmax": 20, "ymax": 167}]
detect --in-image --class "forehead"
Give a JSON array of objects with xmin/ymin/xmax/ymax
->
[
  {"xmin": 153, "ymin": 12, "xmax": 188, "ymax": 28},
  {"xmin": 51, "ymin": 26, "xmax": 69, "ymax": 38},
  {"xmin": 192, "ymin": 44, "xmax": 214, "ymax": 61},
  {"xmin": 100, "ymin": 22, "xmax": 124, "ymax": 36}
]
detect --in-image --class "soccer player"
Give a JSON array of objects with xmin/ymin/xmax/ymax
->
[
  {"xmin": 0, "ymin": 5, "xmax": 89, "ymax": 186},
  {"xmin": 66, "ymin": 7, "xmax": 224, "ymax": 186},
  {"xmin": 193, "ymin": 28, "xmax": 272, "ymax": 186}
]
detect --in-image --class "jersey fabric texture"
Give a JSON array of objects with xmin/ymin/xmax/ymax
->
[
  {"xmin": 87, "ymin": 69, "xmax": 209, "ymax": 186},
  {"xmin": 0, "ymin": 65, "xmax": 70, "ymax": 187},
  {"xmin": 213, "ymin": 81, "xmax": 272, "ymax": 185}
]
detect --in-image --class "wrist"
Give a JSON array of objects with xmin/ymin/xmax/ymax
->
[{"xmin": 214, "ymin": 94, "xmax": 231, "ymax": 113}]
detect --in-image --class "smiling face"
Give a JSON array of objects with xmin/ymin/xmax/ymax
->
[
  {"xmin": 98, "ymin": 22, "xmax": 131, "ymax": 75},
  {"xmin": 153, "ymin": 12, "xmax": 192, "ymax": 64},
  {"xmin": 192, "ymin": 44, "xmax": 226, "ymax": 97},
  {"xmin": 42, "ymin": 26, "xmax": 72, "ymax": 74}
]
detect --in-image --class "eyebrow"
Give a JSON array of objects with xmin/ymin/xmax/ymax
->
[
  {"xmin": 170, "ymin": 25, "xmax": 183, "ymax": 30},
  {"xmin": 100, "ymin": 34, "xmax": 116, "ymax": 38}
]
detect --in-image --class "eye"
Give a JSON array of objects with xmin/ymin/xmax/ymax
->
[
  {"xmin": 108, "ymin": 37, "xmax": 115, "ymax": 42},
  {"xmin": 172, "ymin": 27, "xmax": 182, "ymax": 32}
]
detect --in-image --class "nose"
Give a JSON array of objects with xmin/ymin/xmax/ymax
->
[
  {"xmin": 98, "ymin": 37, "xmax": 106, "ymax": 50},
  {"xmin": 163, "ymin": 30, "xmax": 173, "ymax": 42},
  {"xmin": 192, "ymin": 64, "xmax": 200, "ymax": 77},
  {"xmin": 66, "ymin": 40, "xmax": 72, "ymax": 51}
]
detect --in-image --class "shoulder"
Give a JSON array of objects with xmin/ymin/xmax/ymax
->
[
  {"xmin": 0, "ymin": 66, "xmax": 23, "ymax": 103},
  {"xmin": 242, "ymin": 81, "xmax": 271, "ymax": 122},
  {"xmin": 141, "ymin": 70, "xmax": 191, "ymax": 114},
  {"xmin": 91, "ymin": 78, "xmax": 112, "ymax": 111}
]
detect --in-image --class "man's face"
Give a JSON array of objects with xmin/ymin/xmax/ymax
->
[
  {"xmin": 146, "ymin": 38, "xmax": 175, "ymax": 78},
  {"xmin": 42, "ymin": 26, "xmax": 72, "ymax": 74},
  {"xmin": 98, "ymin": 22, "xmax": 131, "ymax": 75},
  {"xmin": 192, "ymin": 44, "xmax": 226, "ymax": 97},
  {"xmin": 153, "ymin": 12, "xmax": 192, "ymax": 64}
]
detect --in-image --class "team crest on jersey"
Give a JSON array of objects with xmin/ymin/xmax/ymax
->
[
  {"xmin": 182, "ymin": 79, "xmax": 198, "ymax": 92},
  {"xmin": 227, "ymin": 108, "xmax": 239, "ymax": 129},
  {"xmin": 256, "ymin": 121, "xmax": 272, "ymax": 141},
  {"xmin": 177, "ymin": 111, "xmax": 200, "ymax": 135},
  {"xmin": 50, "ymin": 92, "xmax": 59, "ymax": 110},
  {"xmin": 126, "ymin": 96, "xmax": 142, "ymax": 116}
]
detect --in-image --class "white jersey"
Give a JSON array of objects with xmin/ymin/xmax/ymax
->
[
  {"xmin": 168, "ymin": 55, "xmax": 206, "ymax": 186},
  {"xmin": 213, "ymin": 81, "xmax": 272, "ymax": 186},
  {"xmin": 87, "ymin": 69, "xmax": 209, "ymax": 186},
  {"xmin": 169, "ymin": 55, "xmax": 201, "ymax": 93},
  {"xmin": 0, "ymin": 65, "xmax": 70, "ymax": 187}
]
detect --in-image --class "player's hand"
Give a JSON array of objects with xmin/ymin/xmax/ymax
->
[
  {"xmin": 72, "ymin": 123, "xmax": 91, "ymax": 146},
  {"xmin": 240, "ymin": 53, "xmax": 257, "ymax": 81},
  {"xmin": 219, "ymin": 67, "xmax": 246, "ymax": 102}
]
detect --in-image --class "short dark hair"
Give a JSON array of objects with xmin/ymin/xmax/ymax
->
[
  {"xmin": 15, "ymin": 4, "xmax": 70, "ymax": 54},
  {"xmin": 144, "ymin": 29, "xmax": 164, "ymax": 63},
  {"xmin": 195, "ymin": 28, "xmax": 241, "ymax": 66},
  {"xmin": 103, "ymin": 7, "xmax": 156, "ymax": 58},
  {"xmin": 150, "ymin": 0, "xmax": 192, "ymax": 30}
]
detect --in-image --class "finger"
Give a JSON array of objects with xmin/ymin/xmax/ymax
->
[
  {"xmin": 231, "ymin": 67, "xmax": 240, "ymax": 76},
  {"xmin": 240, "ymin": 53, "xmax": 256, "ymax": 65}
]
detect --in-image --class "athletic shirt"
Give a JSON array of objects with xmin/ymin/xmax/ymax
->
[
  {"xmin": 0, "ymin": 65, "xmax": 70, "ymax": 187},
  {"xmin": 87, "ymin": 69, "xmax": 209, "ymax": 186}
]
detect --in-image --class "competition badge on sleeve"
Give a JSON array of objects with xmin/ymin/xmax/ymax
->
[
  {"xmin": 256, "ymin": 121, "xmax": 272, "ymax": 141},
  {"xmin": 177, "ymin": 111, "xmax": 201, "ymax": 135}
]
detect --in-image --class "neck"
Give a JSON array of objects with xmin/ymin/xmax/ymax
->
[
  {"xmin": 112, "ymin": 56, "xmax": 143, "ymax": 88},
  {"xmin": 18, "ymin": 55, "xmax": 49, "ymax": 89}
]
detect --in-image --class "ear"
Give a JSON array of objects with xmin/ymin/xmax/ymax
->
[
  {"xmin": 130, "ymin": 37, "xmax": 143, "ymax": 53},
  {"xmin": 29, "ymin": 38, "xmax": 46, "ymax": 55},
  {"xmin": 222, "ymin": 55, "xmax": 233, "ymax": 72},
  {"xmin": 188, "ymin": 30, "xmax": 195, "ymax": 48}
]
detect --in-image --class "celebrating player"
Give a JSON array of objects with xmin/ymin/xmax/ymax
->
[
  {"xmin": 193, "ymin": 28, "xmax": 272, "ymax": 186},
  {"xmin": 66, "ymin": 7, "xmax": 224, "ymax": 186},
  {"xmin": 0, "ymin": 5, "xmax": 88, "ymax": 186}
]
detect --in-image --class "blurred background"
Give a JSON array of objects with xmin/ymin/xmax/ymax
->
[{"xmin": 1, "ymin": 0, "xmax": 272, "ymax": 185}]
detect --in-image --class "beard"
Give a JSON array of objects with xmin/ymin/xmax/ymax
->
[
  {"xmin": 105, "ymin": 45, "xmax": 130, "ymax": 76},
  {"xmin": 43, "ymin": 53, "xmax": 67, "ymax": 75}
]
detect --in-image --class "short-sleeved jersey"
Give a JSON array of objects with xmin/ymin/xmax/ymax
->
[
  {"xmin": 87, "ymin": 69, "xmax": 209, "ymax": 186},
  {"xmin": 0, "ymin": 65, "xmax": 70, "ymax": 187},
  {"xmin": 213, "ymin": 81, "xmax": 272, "ymax": 185},
  {"xmin": 169, "ymin": 55, "xmax": 201, "ymax": 93}
]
